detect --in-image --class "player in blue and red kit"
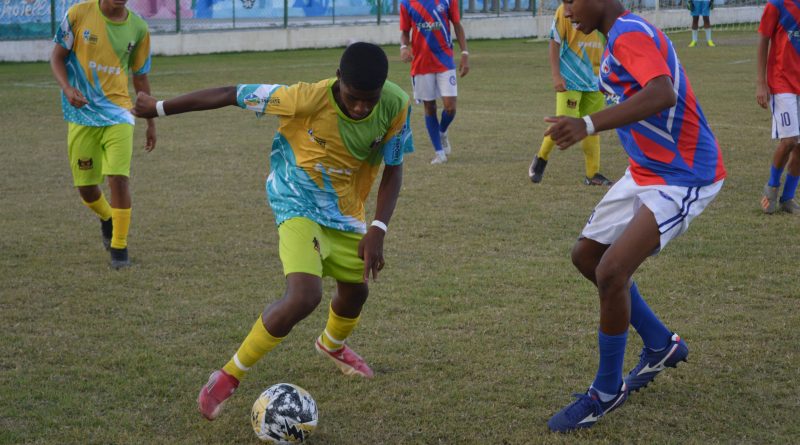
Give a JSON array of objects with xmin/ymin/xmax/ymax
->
[
  {"xmin": 542, "ymin": 0, "xmax": 726, "ymax": 432},
  {"xmin": 399, "ymin": 0, "xmax": 469, "ymax": 164},
  {"xmin": 756, "ymin": 0, "xmax": 800, "ymax": 214}
]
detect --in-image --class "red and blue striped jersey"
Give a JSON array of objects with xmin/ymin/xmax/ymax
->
[
  {"xmin": 758, "ymin": 0, "xmax": 800, "ymax": 95},
  {"xmin": 600, "ymin": 12, "xmax": 726, "ymax": 187},
  {"xmin": 399, "ymin": 0, "xmax": 460, "ymax": 76}
]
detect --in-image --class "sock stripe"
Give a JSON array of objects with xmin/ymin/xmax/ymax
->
[
  {"xmin": 323, "ymin": 329, "xmax": 345, "ymax": 345},
  {"xmin": 232, "ymin": 353, "xmax": 251, "ymax": 371}
]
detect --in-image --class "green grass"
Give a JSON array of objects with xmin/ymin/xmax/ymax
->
[{"xmin": 1, "ymin": 31, "xmax": 799, "ymax": 444}]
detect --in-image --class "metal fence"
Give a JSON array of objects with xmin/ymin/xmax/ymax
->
[
  {"xmin": 0, "ymin": 0, "xmax": 766, "ymax": 41},
  {"xmin": 0, "ymin": 0, "xmax": 536, "ymax": 40}
]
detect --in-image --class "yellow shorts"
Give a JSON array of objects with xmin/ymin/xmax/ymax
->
[
  {"xmin": 68, "ymin": 122, "xmax": 134, "ymax": 186},
  {"xmin": 555, "ymin": 90, "xmax": 605, "ymax": 118},
  {"xmin": 278, "ymin": 217, "xmax": 365, "ymax": 284}
]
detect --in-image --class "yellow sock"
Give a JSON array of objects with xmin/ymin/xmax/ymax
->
[
  {"xmin": 537, "ymin": 135, "xmax": 556, "ymax": 161},
  {"xmin": 82, "ymin": 194, "xmax": 112, "ymax": 221},
  {"xmin": 581, "ymin": 135, "xmax": 600, "ymax": 178},
  {"xmin": 110, "ymin": 208, "xmax": 131, "ymax": 249},
  {"xmin": 319, "ymin": 304, "xmax": 360, "ymax": 352},
  {"xmin": 223, "ymin": 318, "xmax": 285, "ymax": 381}
]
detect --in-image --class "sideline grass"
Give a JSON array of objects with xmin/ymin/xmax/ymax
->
[{"xmin": 1, "ymin": 32, "xmax": 798, "ymax": 444}]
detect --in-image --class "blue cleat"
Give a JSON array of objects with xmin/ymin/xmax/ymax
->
[
  {"xmin": 625, "ymin": 333, "xmax": 688, "ymax": 393},
  {"xmin": 547, "ymin": 382, "xmax": 628, "ymax": 433}
]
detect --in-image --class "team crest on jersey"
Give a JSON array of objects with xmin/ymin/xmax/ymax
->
[
  {"xmin": 126, "ymin": 41, "xmax": 135, "ymax": 53},
  {"xmin": 77, "ymin": 158, "xmax": 93, "ymax": 170},
  {"xmin": 82, "ymin": 29, "xmax": 98, "ymax": 45},
  {"xmin": 436, "ymin": 3, "xmax": 446, "ymax": 12},
  {"xmin": 243, "ymin": 93, "xmax": 264, "ymax": 108}
]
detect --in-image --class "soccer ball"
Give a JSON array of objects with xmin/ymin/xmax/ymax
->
[{"xmin": 251, "ymin": 383, "xmax": 319, "ymax": 444}]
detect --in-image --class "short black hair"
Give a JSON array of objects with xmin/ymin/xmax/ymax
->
[{"xmin": 339, "ymin": 42, "xmax": 388, "ymax": 91}]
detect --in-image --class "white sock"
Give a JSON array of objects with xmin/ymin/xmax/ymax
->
[
  {"xmin": 705, "ymin": 28, "xmax": 712, "ymax": 42},
  {"xmin": 692, "ymin": 29, "xmax": 698, "ymax": 41}
]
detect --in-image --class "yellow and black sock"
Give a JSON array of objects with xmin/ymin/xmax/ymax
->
[
  {"xmin": 319, "ymin": 304, "xmax": 360, "ymax": 352},
  {"xmin": 537, "ymin": 136, "xmax": 556, "ymax": 161},
  {"xmin": 222, "ymin": 318, "xmax": 285, "ymax": 381},
  {"xmin": 110, "ymin": 208, "xmax": 131, "ymax": 249},
  {"xmin": 581, "ymin": 135, "xmax": 600, "ymax": 178},
  {"xmin": 82, "ymin": 193, "xmax": 112, "ymax": 221}
]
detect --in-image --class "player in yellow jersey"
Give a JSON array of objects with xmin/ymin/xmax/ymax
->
[
  {"xmin": 132, "ymin": 43, "xmax": 414, "ymax": 421},
  {"xmin": 50, "ymin": 0, "xmax": 156, "ymax": 269},
  {"xmin": 529, "ymin": 4, "xmax": 612, "ymax": 186}
]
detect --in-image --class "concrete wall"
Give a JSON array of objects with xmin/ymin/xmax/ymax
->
[{"xmin": 0, "ymin": 7, "xmax": 762, "ymax": 63}]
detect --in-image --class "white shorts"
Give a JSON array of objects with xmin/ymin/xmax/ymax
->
[
  {"xmin": 770, "ymin": 93, "xmax": 800, "ymax": 140},
  {"xmin": 581, "ymin": 169, "xmax": 724, "ymax": 254},
  {"xmin": 411, "ymin": 70, "xmax": 458, "ymax": 102}
]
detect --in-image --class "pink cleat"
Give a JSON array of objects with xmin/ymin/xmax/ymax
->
[
  {"xmin": 314, "ymin": 337, "xmax": 374, "ymax": 378},
  {"xmin": 197, "ymin": 369, "xmax": 239, "ymax": 420}
]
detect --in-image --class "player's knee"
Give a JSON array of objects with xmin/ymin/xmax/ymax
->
[
  {"xmin": 570, "ymin": 243, "xmax": 595, "ymax": 277},
  {"xmin": 284, "ymin": 284, "xmax": 323, "ymax": 317},
  {"xmin": 594, "ymin": 260, "xmax": 628, "ymax": 296}
]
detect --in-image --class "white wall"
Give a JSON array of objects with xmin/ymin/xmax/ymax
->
[{"xmin": 0, "ymin": 7, "xmax": 763, "ymax": 63}]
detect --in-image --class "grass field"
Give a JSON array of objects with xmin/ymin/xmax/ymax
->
[{"xmin": 1, "ymin": 31, "xmax": 799, "ymax": 444}]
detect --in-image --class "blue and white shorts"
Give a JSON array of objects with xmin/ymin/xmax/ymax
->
[
  {"xmin": 411, "ymin": 69, "xmax": 458, "ymax": 102},
  {"xmin": 770, "ymin": 93, "xmax": 800, "ymax": 140},
  {"xmin": 581, "ymin": 168, "xmax": 723, "ymax": 254}
]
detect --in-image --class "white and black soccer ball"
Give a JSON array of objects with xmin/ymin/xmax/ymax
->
[{"xmin": 251, "ymin": 383, "xmax": 318, "ymax": 444}]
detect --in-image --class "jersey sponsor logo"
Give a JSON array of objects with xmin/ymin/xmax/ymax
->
[
  {"xmin": 77, "ymin": 157, "xmax": 93, "ymax": 170},
  {"xmin": 416, "ymin": 21, "xmax": 443, "ymax": 32},
  {"xmin": 82, "ymin": 29, "xmax": 98, "ymax": 45},
  {"xmin": 88, "ymin": 60, "xmax": 122, "ymax": 75},
  {"xmin": 307, "ymin": 128, "xmax": 327, "ymax": 148},
  {"xmin": 578, "ymin": 41, "xmax": 604, "ymax": 50},
  {"xmin": 315, "ymin": 163, "xmax": 353, "ymax": 176}
]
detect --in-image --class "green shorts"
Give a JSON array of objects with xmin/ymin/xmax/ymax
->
[
  {"xmin": 555, "ymin": 90, "xmax": 605, "ymax": 118},
  {"xmin": 68, "ymin": 122, "xmax": 134, "ymax": 186},
  {"xmin": 278, "ymin": 217, "xmax": 365, "ymax": 284}
]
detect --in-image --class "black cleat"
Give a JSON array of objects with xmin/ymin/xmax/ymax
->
[
  {"xmin": 110, "ymin": 247, "xmax": 130, "ymax": 270},
  {"xmin": 528, "ymin": 156, "xmax": 547, "ymax": 183},
  {"xmin": 584, "ymin": 173, "xmax": 614, "ymax": 186}
]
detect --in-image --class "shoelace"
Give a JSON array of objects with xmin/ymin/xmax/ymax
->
[{"xmin": 564, "ymin": 393, "xmax": 602, "ymax": 422}]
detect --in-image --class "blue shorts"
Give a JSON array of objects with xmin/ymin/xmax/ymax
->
[{"xmin": 691, "ymin": 1, "xmax": 711, "ymax": 17}]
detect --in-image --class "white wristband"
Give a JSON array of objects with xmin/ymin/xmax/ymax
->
[
  {"xmin": 461, "ymin": 50, "xmax": 469, "ymax": 55},
  {"xmin": 400, "ymin": 44, "xmax": 408, "ymax": 49},
  {"xmin": 156, "ymin": 100, "xmax": 166, "ymax": 117},
  {"xmin": 370, "ymin": 220, "xmax": 387, "ymax": 233},
  {"xmin": 583, "ymin": 115, "xmax": 596, "ymax": 135}
]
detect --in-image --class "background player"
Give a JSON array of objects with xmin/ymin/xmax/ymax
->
[
  {"xmin": 528, "ymin": 2, "xmax": 612, "ymax": 186},
  {"xmin": 542, "ymin": 0, "xmax": 725, "ymax": 432},
  {"xmin": 756, "ymin": 0, "xmax": 800, "ymax": 214},
  {"xmin": 400, "ymin": 0, "xmax": 469, "ymax": 165},
  {"xmin": 687, "ymin": 0, "xmax": 715, "ymax": 47},
  {"xmin": 50, "ymin": 0, "xmax": 156, "ymax": 269},
  {"xmin": 132, "ymin": 43, "xmax": 414, "ymax": 421}
]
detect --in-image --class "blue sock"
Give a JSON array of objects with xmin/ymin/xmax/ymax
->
[
  {"xmin": 425, "ymin": 114, "xmax": 443, "ymax": 153},
  {"xmin": 440, "ymin": 109, "xmax": 455, "ymax": 134},
  {"xmin": 630, "ymin": 282, "xmax": 671, "ymax": 351},
  {"xmin": 592, "ymin": 330, "xmax": 628, "ymax": 398},
  {"xmin": 780, "ymin": 174, "xmax": 799, "ymax": 202},
  {"xmin": 769, "ymin": 165, "xmax": 783, "ymax": 188}
]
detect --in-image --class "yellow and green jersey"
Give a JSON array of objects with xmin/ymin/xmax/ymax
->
[
  {"xmin": 54, "ymin": 0, "xmax": 151, "ymax": 126},
  {"xmin": 237, "ymin": 79, "xmax": 414, "ymax": 233},
  {"xmin": 550, "ymin": 4, "xmax": 604, "ymax": 92}
]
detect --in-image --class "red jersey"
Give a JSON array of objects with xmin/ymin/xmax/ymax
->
[
  {"xmin": 758, "ymin": 0, "xmax": 800, "ymax": 94},
  {"xmin": 399, "ymin": 0, "xmax": 460, "ymax": 76}
]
